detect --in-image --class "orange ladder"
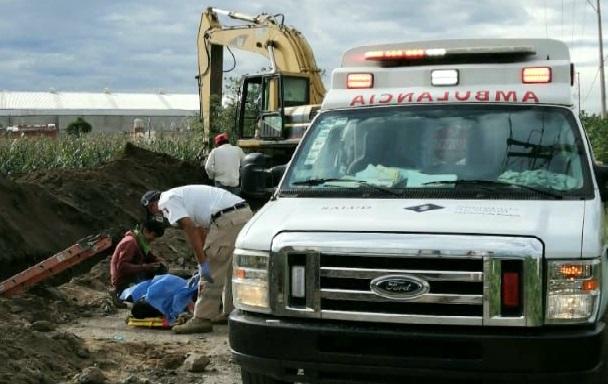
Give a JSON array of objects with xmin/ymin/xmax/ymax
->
[{"xmin": 0, "ymin": 234, "xmax": 113, "ymax": 297}]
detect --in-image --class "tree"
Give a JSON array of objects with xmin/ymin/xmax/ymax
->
[
  {"xmin": 206, "ymin": 76, "xmax": 240, "ymax": 150},
  {"xmin": 66, "ymin": 117, "xmax": 92, "ymax": 136},
  {"xmin": 580, "ymin": 111, "xmax": 608, "ymax": 163}
]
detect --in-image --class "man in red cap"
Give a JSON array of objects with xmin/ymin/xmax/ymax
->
[{"xmin": 205, "ymin": 132, "xmax": 245, "ymax": 195}]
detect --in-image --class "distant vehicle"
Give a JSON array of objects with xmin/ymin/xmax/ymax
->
[{"xmin": 2, "ymin": 123, "xmax": 58, "ymax": 139}]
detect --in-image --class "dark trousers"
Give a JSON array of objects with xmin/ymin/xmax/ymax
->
[
  {"xmin": 214, "ymin": 181, "xmax": 240, "ymax": 196},
  {"xmin": 131, "ymin": 300, "xmax": 163, "ymax": 318}
]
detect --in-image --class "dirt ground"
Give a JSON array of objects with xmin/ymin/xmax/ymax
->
[
  {"xmin": 62, "ymin": 311, "xmax": 239, "ymax": 384},
  {"xmin": 0, "ymin": 144, "xmax": 241, "ymax": 383}
]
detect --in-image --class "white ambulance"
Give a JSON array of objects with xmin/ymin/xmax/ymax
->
[{"xmin": 231, "ymin": 39, "xmax": 608, "ymax": 383}]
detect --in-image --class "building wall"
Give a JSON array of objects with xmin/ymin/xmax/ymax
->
[{"xmin": 0, "ymin": 114, "xmax": 197, "ymax": 134}]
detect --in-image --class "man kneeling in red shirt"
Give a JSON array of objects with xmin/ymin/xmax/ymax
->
[{"xmin": 110, "ymin": 220, "xmax": 167, "ymax": 297}]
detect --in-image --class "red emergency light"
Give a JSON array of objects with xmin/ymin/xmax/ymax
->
[
  {"xmin": 347, "ymin": 73, "xmax": 374, "ymax": 89},
  {"xmin": 365, "ymin": 48, "xmax": 446, "ymax": 61},
  {"xmin": 522, "ymin": 67, "xmax": 552, "ymax": 83}
]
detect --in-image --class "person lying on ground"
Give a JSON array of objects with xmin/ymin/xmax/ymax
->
[
  {"xmin": 120, "ymin": 273, "xmax": 199, "ymax": 323},
  {"xmin": 110, "ymin": 220, "xmax": 168, "ymax": 298},
  {"xmin": 141, "ymin": 185, "xmax": 253, "ymax": 334}
]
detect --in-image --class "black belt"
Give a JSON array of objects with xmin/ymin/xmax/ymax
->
[{"xmin": 211, "ymin": 202, "xmax": 248, "ymax": 221}]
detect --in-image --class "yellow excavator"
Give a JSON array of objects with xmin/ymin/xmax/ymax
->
[{"xmin": 196, "ymin": 7, "xmax": 326, "ymax": 164}]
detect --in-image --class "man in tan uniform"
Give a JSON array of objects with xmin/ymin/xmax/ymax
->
[{"xmin": 141, "ymin": 185, "xmax": 253, "ymax": 333}]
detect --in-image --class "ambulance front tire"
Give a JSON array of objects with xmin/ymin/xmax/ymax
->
[{"xmin": 241, "ymin": 369, "xmax": 291, "ymax": 384}]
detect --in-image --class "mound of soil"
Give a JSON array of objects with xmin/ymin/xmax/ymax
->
[
  {"xmin": 0, "ymin": 144, "xmax": 241, "ymax": 384},
  {"xmin": 0, "ymin": 289, "xmax": 96, "ymax": 383},
  {"xmin": 0, "ymin": 326, "xmax": 88, "ymax": 384},
  {"xmin": 0, "ymin": 143, "xmax": 206, "ymax": 279}
]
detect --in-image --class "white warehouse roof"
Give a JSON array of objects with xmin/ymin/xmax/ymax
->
[{"xmin": 0, "ymin": 91, "xmax": 199, "ymax": 116}]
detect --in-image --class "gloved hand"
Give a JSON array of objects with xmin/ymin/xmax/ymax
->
[{"xmin": 199, "ymin": 261, "xmax": 214, "ymax": 283}]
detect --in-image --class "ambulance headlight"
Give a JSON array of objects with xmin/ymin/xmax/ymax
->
[
  {"xmin": 233, "ymin": 249, "xmax": 270, "ymax": 313},
  {"xmin": 546, "ymin": 259, "xmax": 601, "ymax": 324}
]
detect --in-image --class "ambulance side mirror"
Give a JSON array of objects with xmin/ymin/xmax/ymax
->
[
  {"xmin": 593, "ymin": 163, "xmax": 608, "ymax": 202},
  {"xmin": 240, "ymin": 153, "xmax": 287, "ymax": 200},
  {"xmin": 240, "ymin": 153, "xmax": 272, "ymax": 199},
  {"xmin": 268, "ymin": 164, "xmax": 286, "ymax": 188}
]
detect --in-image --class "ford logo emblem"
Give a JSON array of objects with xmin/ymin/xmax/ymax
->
[{"xmin": 370, "ymin": 274, "xmax": 430, "ymax": 300}]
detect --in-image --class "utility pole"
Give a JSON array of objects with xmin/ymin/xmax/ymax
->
[
  {"xmin": 578, "ymin": 71, "xmax": 582, "ymax": 115},
  {"xmin": 597, "ymin": 0, "xmax": 607, "ymax": 117}
]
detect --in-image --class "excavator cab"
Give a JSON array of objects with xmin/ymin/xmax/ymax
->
[{"xmin": 238, "ymin": 73, "xmax": 311, "ymax": 141}]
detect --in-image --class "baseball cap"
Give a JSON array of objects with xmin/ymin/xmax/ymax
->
[
  {"xmin": 214, "ymin": 132, "xmax": 229, "ymax": 146},
  {"xmin": 141, "ymin": 190, "xmax": 161, "ymax": 207}
]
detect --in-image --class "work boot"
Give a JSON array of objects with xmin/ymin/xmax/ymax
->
[
  {"xmin": 211, "ymin": 313, "xmax": 228, "ymax": 324},
  {"xmin": 172, "ymin": 317, "xmax": 212, "ymax": 334}
]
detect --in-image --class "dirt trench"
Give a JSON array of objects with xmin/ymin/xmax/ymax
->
[
  {"xmin": 0, "ymin": 143, "xmax": 206, "ymax": 279},
  {"xmin": 0, "ymin": 144, "xmax": 241, "ymax": 383}
]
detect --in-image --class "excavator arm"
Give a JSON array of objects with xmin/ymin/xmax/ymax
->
[{"xmin": 196, "ymin": 7, "xmax": 326, "ymax": 147}]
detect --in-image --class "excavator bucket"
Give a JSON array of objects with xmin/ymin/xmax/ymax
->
[{"xmin": 0, "ymin": 234, "xmax": 113, "ymax": 297}]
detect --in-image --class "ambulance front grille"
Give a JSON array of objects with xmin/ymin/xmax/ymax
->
[
  {"xmin": 318, "ymin": 253, "xmax": 484, "ymax": 325},
  {"xmin": 272, "ymin": 232, "xmax": 543, "ymax": 327}
]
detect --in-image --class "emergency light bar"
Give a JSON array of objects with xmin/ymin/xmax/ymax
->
[{"xmin": 365, "ymin": 45, "xmax": 535, "ymax": 61}]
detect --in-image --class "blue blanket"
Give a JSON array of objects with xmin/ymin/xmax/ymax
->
[{"xmin": 120, "ymin": 273, "xmax": 199, "ymax": 324}]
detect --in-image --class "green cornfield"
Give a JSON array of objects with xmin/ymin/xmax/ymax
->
[{"xmin": 0, "ymin": 131, "xmax": 204, "ymax": 176}]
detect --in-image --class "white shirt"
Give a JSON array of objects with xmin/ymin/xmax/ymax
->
[
  {"xmin": 158, "ymin": 185, "xmax": 244, "ymax": 228},
  {"xmin": 204, "ymin": 144, "xmax": 246, "ymax": 187}
]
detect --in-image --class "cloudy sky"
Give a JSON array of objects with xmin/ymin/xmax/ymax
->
[{"xmin": 0, "ymin": 0, "xmax": 605, "ymax": 113}]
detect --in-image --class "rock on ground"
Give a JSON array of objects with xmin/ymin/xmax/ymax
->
[
  {"xmin": 182, "ymin": 353, "xmax": 211, "ymax": 373},
  {"xmin": 75, "ymin": 366, "xmax": 107, "ymax": 384}
]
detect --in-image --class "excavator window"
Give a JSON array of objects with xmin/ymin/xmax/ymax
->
[
  {"xmin": 241, "ymin": 77, "xmax": 263, "ymax": 138},
  {"xmin": 263, "ymin": 77, "xmax": 281, "ymax": 113},
  {"xmin": 283, "ymin": 77, "xmax": 310, "ymax": 107},
  {"xmin": 238, "ymin": 74, "xmax": 311, "ymax": 140}
]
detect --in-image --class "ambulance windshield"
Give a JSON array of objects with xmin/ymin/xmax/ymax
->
[{"xmin": 282, "ymin": 105, "xmax": 592, "ymax": 199}]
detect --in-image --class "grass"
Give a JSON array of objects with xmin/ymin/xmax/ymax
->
[{"xmin": 0, "ymin": 132, "xmax": 204, "ymax": 176}]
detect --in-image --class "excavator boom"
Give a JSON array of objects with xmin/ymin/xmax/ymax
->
[{"xmin": 196, "ymin": 7, "xmax": 326, "ymax": 147}]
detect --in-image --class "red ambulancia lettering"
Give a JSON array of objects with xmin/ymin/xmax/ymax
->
[
  {"xmin": 417, "ymin": 92, "xmax": 433, "ymax": 102},
  {"xmin": 437, "ymin": 91, "xmax": 449, "ymax": 102},
  {"xmin": 350, "ymin": 95, "xmax": 365, "ymax": 106},
  {"xmin": 522, "ymin": 91, "xmax": 539, "ymax": 103},
  {"xmin": 495, "ymin": 91, "xmax": 517, "ymax": 102},
  {"xmin": 379, "ymin": 93, "xmax": 393, "ymax": 103},
  {"xmin": 397, "ymin": 93, "xmax": 414, "ymax": 103},
  {"xmin": 455, "ymin": 91, "xmax": 471, "ymax": 101},
  {"xmin": 350, "ymin": 90, "xmax": 539, "ymax": 106},
  {"xmin": 475, "ymin": 91, "xmax": 490, "ymax": 101}
]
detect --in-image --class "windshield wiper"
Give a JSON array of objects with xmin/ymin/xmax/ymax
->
[
  {"xmin": 291, "ymin": 178, "xmax": 402, "ymax": 196},
  {"xmin": 422, "ymin": 179, "xmax": 563, "ymax": 199},
  {"xmin": 292, "ymin": 178, "xmax": 344, "ymax": 186}
]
